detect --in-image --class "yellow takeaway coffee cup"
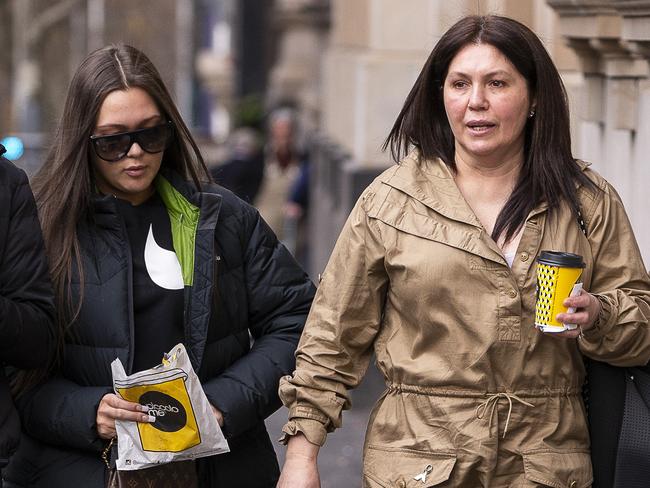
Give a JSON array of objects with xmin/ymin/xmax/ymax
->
[{"xmin": 535, "ymin": 251, "xmax": 585, "ymax": 333}]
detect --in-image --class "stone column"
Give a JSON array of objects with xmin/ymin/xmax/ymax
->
[
  {"xmin": 267, "ymin": 0, "xmax": 330, "ymax": 136},
  {"xmin": 616, "ymin": 0, "xmax": 650, "ymax": 261},
  {"xmin": 547, "ymin": 0, "xmax": 650, "ymax": 263},
  {"xmin": 195, "ymin": 0, "xmax": 237, "ymax": 142},
  {"xmin": 0, "ymin": 1, "xmax": 11, "ymax": 133}
]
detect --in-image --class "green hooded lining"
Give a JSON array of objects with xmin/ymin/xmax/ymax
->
[{"xmin": 154, "ymin": 176, "xmax": 199, "ymax": 286}]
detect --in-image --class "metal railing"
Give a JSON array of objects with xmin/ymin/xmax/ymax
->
[{"xmin": 307, "ymin": 134, "xmax": 386, "ymax": 279}]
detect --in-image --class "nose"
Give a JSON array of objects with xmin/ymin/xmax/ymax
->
[
  {"xmin": 126, "ymin": 141, "xmax": 145, "ymax": 157},
  {"xmin": 468, "ymin": 85, "xmax": 488, "ymax": 110}
]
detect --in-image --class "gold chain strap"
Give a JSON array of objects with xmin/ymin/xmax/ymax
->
[{"xmin": 101, "ymin": 437, "xmax": 116, "ymax": 469}]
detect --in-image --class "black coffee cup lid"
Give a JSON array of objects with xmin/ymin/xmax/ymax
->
[{"xmin": 537, "ymin": 251, "xmax": 585, "ymax": 268}]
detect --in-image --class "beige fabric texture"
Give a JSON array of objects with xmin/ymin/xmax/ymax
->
[{"xmin": 280, "ymin": 153, "xmax": 650, "ymax": 487}]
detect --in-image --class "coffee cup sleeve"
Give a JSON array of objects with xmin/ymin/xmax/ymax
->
[{"xmin": 563, "ymin": 283, "xmax": 584, "ymax": 330}]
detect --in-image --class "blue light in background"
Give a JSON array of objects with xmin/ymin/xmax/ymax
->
[{"xmin": 1, "ymin": 136, "xmax": 25, "ymax": 161}]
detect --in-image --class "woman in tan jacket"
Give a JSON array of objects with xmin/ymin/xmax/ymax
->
[{"xmin": 277, "ymin": 15, "xmax": 650, "ymax": 488}]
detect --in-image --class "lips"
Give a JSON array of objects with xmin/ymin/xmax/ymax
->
[
  {"xmin": 466, "ymin": 120, "xmax": 496, "ymax": 134},
  {"xmin": 124, "ymin": 166, "xmax": 146, "ymax": 177}
]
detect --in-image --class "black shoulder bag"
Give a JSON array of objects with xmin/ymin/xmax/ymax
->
[{"xmin": 577, "ymin": 209, "xmax": 650, "ymax": 488}]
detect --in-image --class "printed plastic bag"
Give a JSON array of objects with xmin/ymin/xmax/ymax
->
[{"xmin": 111, "ymin": 343, "xmax": 229, "ymax": 470}]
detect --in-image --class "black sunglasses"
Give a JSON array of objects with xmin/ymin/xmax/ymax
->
[{"xmin": 89, "ymin": 121, "xmax": 174, "ymax": 162}]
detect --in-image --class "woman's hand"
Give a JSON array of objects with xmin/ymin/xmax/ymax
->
[
  {"xmin": 554, "ymin": 289, "xmax": 602, "ymax": 339},
  {"xmin": 277, "ymin": 433, "xmax": 321, "ymax": 488},
  {"xmin": 96, "ymin": 393, "xmax": 154, "ymax": 440},
  {"xmin": 210, "ymin": 404, "xmax": 224, "ymax": 427}
]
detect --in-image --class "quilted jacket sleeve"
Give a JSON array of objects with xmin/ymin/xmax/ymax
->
[
  {"xmin": 16, "ymin": 375, "xmax": 111, "ymax": 451},
  {"xmin": 201, "ymin": 204, "xmax": 316, "ymax": 439},
  {"xmin": 0, "ymin": 159, "xmax": 55, "ymax": 368}
]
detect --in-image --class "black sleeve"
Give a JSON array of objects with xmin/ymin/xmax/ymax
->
[
  {"xmin": 0, "ymin": 162, "xmax": 55, "ymax": 368},
  {"xmin": 16, "ymin": 375, "xmax": 111, "ymax": 451},
  {"xmin": 202, "ymin": 209, "xmax": 315, "ymax": 438}
]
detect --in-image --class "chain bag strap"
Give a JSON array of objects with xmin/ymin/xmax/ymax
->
[{"xmin": 102, "ymin": 437, "xmax": 199, "ymax": 488}]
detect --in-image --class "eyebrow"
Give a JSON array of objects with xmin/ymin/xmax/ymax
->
[
  {"xmin": 446, "ymin": 70, "xmax": 512, "ymax": 79},
  {"xmin": 95, "ymin": 114, "xmax": 164, "ymax": 131}
]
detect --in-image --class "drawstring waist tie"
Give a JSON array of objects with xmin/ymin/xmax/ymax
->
[
  {"xmin": 384, "ymin": 383, "xmax": 580, "ymax": 438},
  {"xmin": 476, "ymin": 393, "xmax": 535, "ymax": 438}
]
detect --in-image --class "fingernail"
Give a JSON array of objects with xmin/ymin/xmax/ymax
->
[
  {"xmin": 139, "ymin": 405, "xmax": 149, "ymax": 413},
  {"xmin": 143, "ymin": 415, "xmax": 156, "ymax": 423}
]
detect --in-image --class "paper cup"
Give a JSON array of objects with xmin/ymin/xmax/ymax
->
[{"xmin": 534, "ymin": 251, "xmax": 585, "ymax": 333}]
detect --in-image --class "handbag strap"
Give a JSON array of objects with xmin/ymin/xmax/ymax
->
[
  {"xmin": 575, "ymin": 206, "xmax": 591, "ymax": 416},
  {"xmin": 101, "ymin": 437, "xmax": 116, "ymax": 469},
  {"xmin": 576, "ymin": 207, "xmax": 587, "ymax": 237}
]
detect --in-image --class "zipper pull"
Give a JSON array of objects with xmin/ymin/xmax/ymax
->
[{"xmin": 413, "ymin": 464, "xmax": 433, "ymax": 484}]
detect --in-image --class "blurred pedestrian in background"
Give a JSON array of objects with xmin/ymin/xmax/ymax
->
[
  {"xmin": 277, "ymin": 15, "xmax": 650, "ymax": 487},
  {"xmin": 0, "ymin": 145, "xmax": 55, "ymax": 487},
  {"xmin": 256, "ymin": 107, "xmax": 310, "ymax": 261},
  {"xmin": 3, "ymin": 44, "xmax": 314, "ymax": 488},
  {"xmin": 210, "ymin": 126, "xmax": 265, "ymax": 204}
]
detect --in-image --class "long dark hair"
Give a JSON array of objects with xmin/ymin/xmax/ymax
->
[
  {"xmin": 32, "ymin": 44, "xmax": 211, "ymax": 362},
  {"xmin": 383, "ymin": 15, "xmax": 596, "ymax": 244}
]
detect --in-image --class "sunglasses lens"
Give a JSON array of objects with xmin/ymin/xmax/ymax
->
[
  {"xmin": 138, "ymin": 124, "xmax": 172, "ymax": 153},
  {"xmin": 93, "ymin": 134, "xmax": 131, "ymax": 161},
  {"xmin": 91, "ymin": 122, "xmax": 173, "ymax": 162}
]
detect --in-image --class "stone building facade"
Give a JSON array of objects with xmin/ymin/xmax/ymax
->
[
  {"xmin": 1, "ymin": 0, "xmax": 195, "ymax": 174},
  {"xmin": 1, "ymin": 1, "xmax": 648, "ymax": 270},
  {"xmin": 306, "ymin": 0, "xmax": 650, "ymax": 275}
]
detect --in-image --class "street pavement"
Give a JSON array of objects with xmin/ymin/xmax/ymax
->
[{"xmin": 266, "ymin": 363, "xmax": 385, "ymax": 487}]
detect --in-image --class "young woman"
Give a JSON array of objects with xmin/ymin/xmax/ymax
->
[
  {"xmin": 278, "ymin": 15, "xmax": 650, "ymax": 487},
  {"xmin": 4, "ymin": 44, "xmax": 315, "ymax": 488}
]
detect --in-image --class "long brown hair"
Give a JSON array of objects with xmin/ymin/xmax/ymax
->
[
  {"xmin": 32, "ymin": 44, "xmax": 210, "ymax": 358},
  {"xmin": 383, "ymin": 15, "xmax": 596, "ymax": 244}
]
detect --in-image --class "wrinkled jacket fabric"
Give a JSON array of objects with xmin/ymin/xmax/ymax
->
[
  {"xmin": 6, "ymin": 170, "xmax": 315, "ymax": 487},
  {"xmin": 280, "ymin": 154, "xmax": 650, "ymax": 487},
  {"xmin": 0, "ymin": 152, "xmax": 55, "ymax": 468}
]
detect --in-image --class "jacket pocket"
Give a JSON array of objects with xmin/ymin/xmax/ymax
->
[
  {"xmin": 363, "ymin": 445, "xmax": 456, "ymax": 488},
  {"xmin": 522, "ymin": 449, "xmax": 592, "ymax": 488}
]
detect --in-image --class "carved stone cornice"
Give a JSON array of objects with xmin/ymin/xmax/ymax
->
[
  {"xmin": 547, "ymin": 0, "xmax": 619, "ymax": 16},
  {"xmin": 626, "ymin": 40, "xmax": 650, "ymax": 56},
  {"xmin": 273, "ymin": 0, "xmax": 330, "ymax": 31},
  {"xmin": 548, "ymin": 0, "xmax": 650, "ymax": 64},
  {"xmin": 612, "ymin": 0, "xmax": 650, "ymax": 16},
  {"xmin": 547, "ymin": 3, "xmax": 623, "ymax": 40}
]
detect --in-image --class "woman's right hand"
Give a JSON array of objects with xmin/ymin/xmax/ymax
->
[
  {"xmin": 277, "ymin": 433, "xmax": 321, "ymax": 488},
  {"xmin": 96, "ymin": 393, "xmax": 154, "ymax": 440}
]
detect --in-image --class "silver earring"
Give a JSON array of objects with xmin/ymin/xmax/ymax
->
[{"xmin": 528, "ymin": 109, "xmax": 536, "ymax": 118}]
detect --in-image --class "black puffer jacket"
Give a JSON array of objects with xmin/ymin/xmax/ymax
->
[
  {"xmin": 0, "ymin": 148, "xmax": 55, "ymax": 468},
  {"xmin": 5, "ymin": 170, "xmax": 315, "ymax": 487}
]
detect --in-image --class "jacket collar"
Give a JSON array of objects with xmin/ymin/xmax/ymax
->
[
  {"xmin": 380, "ymin": 152, "xmax": 591, "ymax": 226},
  {"xmin": 377, "ymin": 152, "xmax": 550, "ymax": 266},
  {"xmin": 379, "ymin": 152, "xmax": 484, "ymax": 228}
]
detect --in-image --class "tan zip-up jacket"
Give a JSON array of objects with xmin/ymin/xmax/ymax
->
[{"xmin": 280, "ymin": 154, "xmax": 650, "ymax": 487}]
